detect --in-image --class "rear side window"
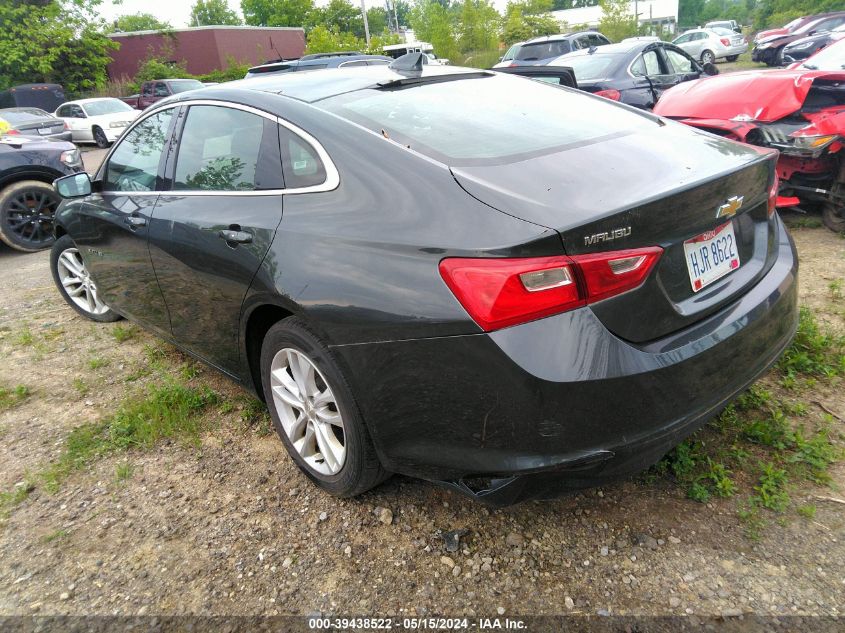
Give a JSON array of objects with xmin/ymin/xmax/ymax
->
[
  {"xmin": 173, "ymin": 105, "xmax": 283, "ymax": 191},
  {"xmin": 280, "ymin": 126, "xmax": 326, "ymax": 188},
  {"xmin": 515, "ymin": 40, "xmax": 570, "ymax": 61},
  {"xmin": 105, "ymin": 108, "xmax": 174, "ymax": 192},
  {"xmin": 319, "ymin": 74, "xmax": 653, "ymax": 166}
]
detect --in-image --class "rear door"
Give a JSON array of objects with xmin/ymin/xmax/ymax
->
[
  {"xmin": 147, "ymin": 103, "xmax": 291, "ymax": 373},
  {"xmin": 75, "ymin": 107, "xmax": 177, "ymax": 333}
]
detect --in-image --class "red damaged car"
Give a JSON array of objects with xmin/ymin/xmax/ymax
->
[{"xmin": 654, "ymin": 39, "xmax": 845, "ymax": 231}]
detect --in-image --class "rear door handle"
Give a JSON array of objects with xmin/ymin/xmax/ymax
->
[
  {"xmin": 124, "ymin": 216, "xmax": 146, "ymax": 228},
  {"xmin": 218, "ymin": 229, "xmax": 253, "ymax": 244}
]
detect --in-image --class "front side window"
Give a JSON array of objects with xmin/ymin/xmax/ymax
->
[
  {"xmin": 154, "ymin": 83, "xmax": 169, "ymax": 97},
  {"xmin": 674, "ymin": 33, "xmax": 691, "ymax": 44},
  {"xmin": 665, "ymin": 48, "xmax": 695, "ymax": 74},
  {"xmin": 173, "ymin": 105, "xmax": 282, "ymax": 191},
  {"xmin": 104, "ymin": 108, "xmax": 174, "ymax": 192},
  {"xmin": 142, "ymin": 84, "xmax": 153, "ymax": 97},
  {"xmin": 631, "ymin": 50, "xmax": 662, "ymax": 76}
]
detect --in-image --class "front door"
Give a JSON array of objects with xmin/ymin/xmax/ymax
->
[
  {"xmin": 76, "ymin": 107, "xmax": 177, "ymax": 334},
  {"xmin": 148, "ymin": 103, "xmax": 288, "ymax": 374}
]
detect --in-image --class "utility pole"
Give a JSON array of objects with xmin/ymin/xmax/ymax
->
[{"xmin": 360, "ymin": 0, "xmax": 371, "ymax": 47}]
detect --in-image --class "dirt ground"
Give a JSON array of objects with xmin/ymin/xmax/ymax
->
[{"xmin": 0, "ymin": 208, "xmax": 843, "ymax": 619}]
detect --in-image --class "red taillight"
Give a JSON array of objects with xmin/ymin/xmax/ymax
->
[
  {"xmin": 720, "ymin": 37, "xmax": 731, "ymax": 46},
  {"xmin": 5, "ymin": 129, "xmax": 20, "ymax": 135},
  {"xmin": 768, "ymin": 172, "xmax": 779, "ymax": 217},
  {"xmin": 439, "ymin": 247, "xmax": 663, "ymax": 332},
  {"xmin": 595, "ymin": 89, "xmax": 621, "ymax": 101}
]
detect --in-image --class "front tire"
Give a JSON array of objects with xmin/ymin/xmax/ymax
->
[
  {"xmin": 93, "ymin": 126, "xmax": 110, "ymax": 149},
  {"xmin": 50, "ymin": 235, "xmax": 122, "ymax": 322},
  {"xmin": 700, "ymin": 50, "xmax": 715, "ymax": 65},
  {"xmin": 0, "ymin": 180, "xmax": 61, "ymax": 252},
  {"xmin": 261, "ymin": 318, "xmax": 387, "ymax": 497}
]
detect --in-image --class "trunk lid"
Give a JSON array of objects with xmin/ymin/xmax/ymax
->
[{"xmin": 452, "ymin": 121, "xmax": 778, "ymax": 343}]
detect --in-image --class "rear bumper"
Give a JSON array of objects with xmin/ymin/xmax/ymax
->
[{"xmin": 332, "ymin": 217, "xmax": 798, "ymax": 504}]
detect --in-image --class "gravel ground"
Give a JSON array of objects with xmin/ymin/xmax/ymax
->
[{"xmin": 0, "ymin": 199, "xmax": 843, "ymax": 619}]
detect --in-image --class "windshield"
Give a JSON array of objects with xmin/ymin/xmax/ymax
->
[
  {"xmin": 559, "ymin": 54, "xmax": 620, "ymax": 81},
  {"xmin": 318, "ymin": 74, "xmax": 653, "ymax": 166},
  {"xmin": 785, "ymin": 18, "xmax": 804, "ymax": 32},
  {"xmin": 515, "ymin": 40, "xmax": 571, "ymax": 61},
  {"xmin": 795, "ymin": 18, "xmax": 827, "ymax": 35},
  {"xmin": 83, "ymin": 99, "xmax": 133, "ymax": 116},
  {"xmin": 800, "ymin": 39, "xmax": 845, "ymax": 69},
  {"xmin": 503, "ymin": 44, "xmax": 522, "ymax": 61},
  {"xmin": 0, "ymin": 109, "xmax": 50, "ymax": 123},
  {"xmin": 169, "ymin": 80, "xmax": 204, "ymax": 94}
]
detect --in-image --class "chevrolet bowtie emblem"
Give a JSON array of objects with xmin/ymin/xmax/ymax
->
[{"xmin": 716, "ymin": 195, "xmax": 744, "ymax": 219}]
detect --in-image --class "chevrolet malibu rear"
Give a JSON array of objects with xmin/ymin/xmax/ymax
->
[{"xmin": 51, "ymin": 67, "xmax": 798, "ymax": 506}]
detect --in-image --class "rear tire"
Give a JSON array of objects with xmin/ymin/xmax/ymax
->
[
  {"xmin": 726, "ymin": 55, "xmax": 739, "ymax": 62},
  {"xmin": 50, "ymin": 234, "xmax": 122, "ymax": 322},
  {"xmin": 93, "ymin": 126, "xmax": 110, "ymax": 149},
  {"xmin": 822, "ymin": 203, "xmax": 845, "ymax": 233},
  {"xmin": 701, "ymin": 49, "xmax": 715, "ymax": 65},
  {"xmin": 260, "ymin": 317, "xmax": 388, "ymax": 497},
  {"xmin": 0, "ymin": 180, "xmax": 60, "ymax": 252}
]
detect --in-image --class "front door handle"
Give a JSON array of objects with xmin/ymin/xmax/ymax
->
[
  {"xmin": 124, "ymin": 216, "xmax": 146, "ymax": 228},
  {"xmin": 218, "ymin": 229, "xmax": 253, "ymax": 244}
]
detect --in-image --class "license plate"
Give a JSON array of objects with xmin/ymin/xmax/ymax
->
[
  {"xmin": 683, "ymin": 221, "xmax": 740, "ymax": 292},
  {"xmin": 37, "ymin": 128, "xmax": 51, "ymax": 135}
]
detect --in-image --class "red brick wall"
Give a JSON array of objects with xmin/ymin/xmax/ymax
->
[{"xmin": 107, "ymin": 27, "xmax": 306, "ymax": 80}]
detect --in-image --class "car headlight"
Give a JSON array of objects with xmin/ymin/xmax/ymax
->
[
  {"xmin": 792, "ymin": 134, "xmax": 838, "ymax": 150},
  {"xmin": 60, "ymin": 149, "xmax": 81, "ymax": 166},
  {"xmin": 757, "ymin": 42, "xmax": 772, "ymax": 49}
]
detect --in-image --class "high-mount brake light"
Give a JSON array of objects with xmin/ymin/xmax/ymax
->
[{"xmin": 439, "ymin": 247, "xmax": 663, "ymax": 332}]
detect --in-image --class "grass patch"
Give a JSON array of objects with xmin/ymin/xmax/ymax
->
[
  {"xmin": 111, "ymin": 325, "xmax": 135, "ymax": 343},
  {"xmin": 72, "ymin": 379, "xmax": 89, "ymax": 397},
  {"xmin": 777, "ymin": 307, "xmax": 845, "ymax": 386},
  {"xmin": 115, "ymin": 461, "xmax": 134, "ymax": 483},
  {"xmin": 830, "ymin": 279, "xmax": 843, "ymax": 302},
  {"xmin": 784, "ymin": 217, "xmax": 823, "ymax": 230},
  {"xmin": 0, "ymin": 480, "xmax": 34, "ymax": 515},
  {"xmin": 41, "ymin": 382, "xmax": 218, "ymax": 492},
  {"xmin": 87, "ymin": 357, "xmax": 111, "ymax": 370},
  {"xmin": 797, "ymin": 504, "xmax": 816, "ymax": 519},
  {"xmin": 14, "ymin": 328, "xmax": 33, "ymax": 346},
  {"xmin": 0, "ymin": 384, "xmax": 30, "ymax": 411},
  {"xmin": 42, "ymin": 529, "xmax": 68, "ymax": 543}
]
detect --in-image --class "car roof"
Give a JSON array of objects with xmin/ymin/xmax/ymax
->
[
  {"xmin": 564, "ymin": 40, "xmax": 656, "ymax": 58},
  {"xmin": 67, "ymin": 97, "xmax": 123, "ymax": 105},
  {"xmin": 249, "ymin": 54, "xmax": 392, "ymax": 73},
  {"xmin": 208, "ymin": 65, "xmax": 488, "ymax": 104},
  {"xmin": 524, "ymin": 31, "xmax": 601, "ymax": 44}
]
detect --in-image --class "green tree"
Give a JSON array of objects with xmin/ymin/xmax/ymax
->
[
  {"xmin": 111, "ymin": 12, "xmax": 172, "ymax": 32},
  {"xmin": 598, "ymin": 0, "xmax": 637, "ymax": 41},
  {"xmin": 304, "ymin": 25, "xmax": 362, "ymax": 53},
  {"xmin": 503, "ymin": 0, "xmax": 559, "ymax": 44},
  {"xmin": 409, "ymin": 0, "xmax": 459, "ymax": 60},
  {"xmin": 367, "ymin": 7, "xmax": 389, "ymax": 34},
  {"xmin": 458, "ymin": 0, "xmax": 500, "ymax": 53},
  {"xmin": 0, "ymin": 0, "xmax": 116, "ymax": 94},
  {"xmin": 190, "ymin": 0, "xmax": 242, "ymax": 25},
  {"xmin": 308, "ymin": 0, "xmax": 365, "ymax": 39},
  {"xmin": 241, "ymin": 0, "xmax": 314, "ymax": 27}
]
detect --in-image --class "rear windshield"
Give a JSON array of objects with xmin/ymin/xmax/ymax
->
[
  {"xmin": 84, "ymin": 99, "xmax": 133, "ymax": 116},
  {"xmin": 0, "ymin": 109, "xmax": 50, "ymax": 123},
  {"xmin": 560, "ymin": 54, "xmax": 620, "ymax": 81},
  {"xmin": 169, "ymin": 80, "xmax": 204, "ymax": 94},
  {"xmin": 318, "ymin": 74, "xmax": 652, "ymax": 166},
  {"xmin": 515, "ymin": 40, "xmax": 571, "ymax": 61}
]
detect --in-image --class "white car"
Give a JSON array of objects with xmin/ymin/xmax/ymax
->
[
  {"xmin": 54, "ymin": 98, "xmax": 139, "ymax": 148},
  {"xmin": 672, "ymin": 27, "xmax": 748, "ymax": 64}
]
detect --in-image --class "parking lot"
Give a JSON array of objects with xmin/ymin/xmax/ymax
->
[{"xmin": 1, "ymin": 148, "xmax": 843, "ymax": 619}]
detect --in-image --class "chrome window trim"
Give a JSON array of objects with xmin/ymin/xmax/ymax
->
[{"xmin": 99, "ymin": 98, "xmax": 339, "ymax": 197}]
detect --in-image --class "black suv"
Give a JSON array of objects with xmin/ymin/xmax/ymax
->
[
  {"xmin": 0, "ymin": 136, "xmax": 82, "ymax": 251},
  {"xmin": 503, "ymin": 31, "xmax": 612, "ymax": 66},
  {"xmin": 245, "ymin": 52, "xmax": 393, "ymax": 78}
]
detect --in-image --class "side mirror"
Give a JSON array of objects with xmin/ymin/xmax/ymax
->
[
  {"xmin": 54, "ymin": 172, "xmax": 92, "ymax": 199},
  {"xmin": 702, "ymin": 62, "xmax": 719, "ymax": 76}
]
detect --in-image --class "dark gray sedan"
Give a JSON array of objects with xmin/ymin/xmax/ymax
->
[
  {"xmin": 50, "ymin": 63, "xmax": 798, "ymax": 505},
  {"xmin": 0, "ymin": 107, "xmax": 72, "ymax": 142}
]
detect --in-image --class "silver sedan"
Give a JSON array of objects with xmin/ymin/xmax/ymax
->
[{"xmin": 672, "ymin": 28, "xmax": 748, "ymax": 64}]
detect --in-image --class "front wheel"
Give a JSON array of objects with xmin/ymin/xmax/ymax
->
[
  {"xmin": 0, "ymin": 180, "xmax": 61, "ymax": 252},
  {"xmin": 93, "ymin": 126, "xmax": 110, "ymax": 149},
  {"xmin": 700, "ymin": 50, "xmax": 715, "ymax": 65},
  {"xmin": 50, "ymin": 234, "xmax": 122, "ymax": 322},
  {"xmin": 261, "ymin": 318, "xmax": 388, "ymax": 497},
  {"xmin": 725, "ymin": 55, "xmax": 739, "ymax": 62}
]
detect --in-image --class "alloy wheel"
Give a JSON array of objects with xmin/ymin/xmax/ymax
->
[
  {"xmin": 56, "ymin": 247, "xmax": 109, "ymax": 315},
  {"xmin": 4, "ymin": 187, "xmax": 59, "ymax": 248},
  {"xmin": 269, "ymin": 348, "xmax": 346, "ymax": 475}
]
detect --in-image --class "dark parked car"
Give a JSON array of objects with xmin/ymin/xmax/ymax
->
[
  {"xmin": 51, "ymin": 64, "xmax": 798, "ymax": 505},
  {"xmin": 499, "ymin": 31, "xmax": 612, "ymax": 67},
  {"xmin": 246, "ymin": 54, "xmax": 393, "ymax": 78},
  {"xmin": 549, "ymin": 40, "xmax": 717, "ymax": 109},
  {"xmin": 122, "ymin": 79, "xmax": 205, "ymax": 110},
  {"xmin": 753, "ymin": 12, "xmax": 845, "ymax": 65},
  {"xmin": 0, "ymin": 108, "xmax": 71, "ymax": 142},
  {"xmin": 0, "ymin": 84, "xmax": 66, "ymax": 112},
  {"xmin": 781, "ymin": 22, "xmax": 845, "ymax": 63},
  {"xmin": 0, "ymin": 136, "xmax": 82, "ymax": 251}
]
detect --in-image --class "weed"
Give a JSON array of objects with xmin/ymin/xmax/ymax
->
[
  {"xmin": 797, "ymin": 504, "xmax": 816, "ymax": 519},
  {"xmin": 789, "ymin": 426, "xmax": 839, "ymax": 483},
  {"xmin": 738, "ymin": 500, "xmax": 766, "ymax": 541},
  {"xmin": 784, "ymin": 217, "xmax": 822, "ymax": 229},
  {"xmin": 14, "ymin": 328, "xmax": 33, "ymax": 346},
  {"xmin": 72, "ymin": 379, "xmax": 89, "ymax": 397},
  {"xmin": 115, "ymin": 461, "xmax": 134, "ymax": 482},
  {"xmin": 179, "ymin": 362, "xmax": 200, "ymax": 381},
  {"xmin": 87, "ymin": 357, "xmax": 110, "ymax": 370},
  {"xmin": 753, "ymin": 463, "xmax": 790, "ymax": 512},
  {"xmin": 41, "ymin": 382, "xmax": 218, "ymax": 492},
  {"xmin": 42, "ymin": 328, "xmax": 65, "ymax": 342},
  {"xmin": 743, "ymin": 408, "xmax": 793, "ymax": 449},
  {"xmin": 778, "ymin": 307, "xmax": 845, "ymax": 381},
  {"xmin": 706, "ymin": 460, "xmax": 737, "ymax": 498},
  {"xmin": 830, "ymin": 279, "xmax": 843, "ymax": 301},
  {"xmin": 0, "ymin": 384, "xmax": 30, "ymax": 411},
  {"xmin": 112, "ymin": 325, "xmax": 135, "ymax": 343},
  {"xmin": 0, "ymin": 480, "xmax": 33, "ymax": 514},
  {"xmin": 42, "ymin": 529, "xmax": 68, "ymax": 543}
]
